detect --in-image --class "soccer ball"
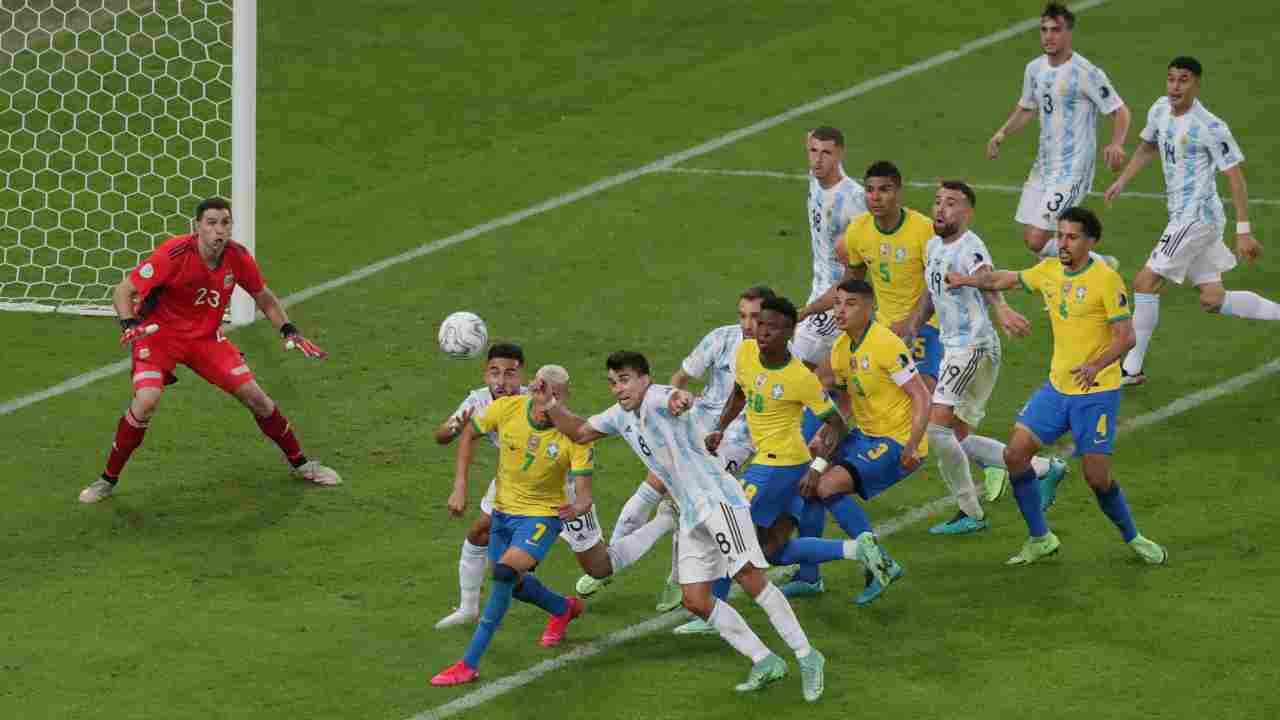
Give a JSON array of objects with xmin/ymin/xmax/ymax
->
[{"xmin": 438, "ymin": 311, "xmax": 489, "ymax": 359}]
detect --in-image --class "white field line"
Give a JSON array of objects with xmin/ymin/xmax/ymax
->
[
  {"xmin": 660, "ymin": 167, "xmax": 1280, "ymax": 207},
  {"xmin": 0, "ymin": 0, "xmax": 1113, "ymax": 418},
  {"xmin": 416, "ymin": 353, "xmax": 1280, "ymax": 720}
]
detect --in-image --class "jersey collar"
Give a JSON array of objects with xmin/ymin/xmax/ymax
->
[
  {"xmin": 874, "ymin": 208, "xmax": 907, "ymax": 236},
  {"xmin": 525, "ymin": 397, "xmax": 554, "ymax": 430},
  {"xmin": 758, "ymin": 348, "xmax": 791, "ymax": 371},
  {"xmin": 1063, "ymin": 258, "xmax": 1095, "ymax": 277},
  {"xmin": 846, "ymin": 314, "xmax": 876, "ymax": 354}
]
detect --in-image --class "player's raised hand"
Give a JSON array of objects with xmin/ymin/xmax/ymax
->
[
  {"xmin": 284, "ymin": 333, "xmax": 326, "ymax": 359},
  {"xmin": 1103, "ymin": 143, "xmax": 1127, "ymax": 172},
  {"xmin": 446, "ymin": 408, "xmax": 473, "ymax": 438},
  {"xmin": 1237, "ymin": 233, "xmax": 1263, "ymax": 264},
  {"xmin": 1103, "ymin": 179, "xmax": 1125, "ymax": 206},
  {"xmin": 558, "ymin": 498, "xmax": 591, "ymax": 522},
  {"xmin": 899, "ymin": 447, "xmax": 922, "ymax": 473},
  {"xmin": 798, "ymin": 469, "xmax": 821, "ymax": 498},
  {"xmin": 667, "ymin": 390, "xmax": 693, "ymax": 416},
  {"xmin": 447, "ymin": 486, "xmax": 467, "ymax": 517},
  {"xmin": 996, "ymin": 305, "xmax": 1032, "ymax": 338},
  {"xmin": 119, "ymin": 319, "xmax": 159, "ymax": 345},
  {"xmin": 1070, "ymin": 362, "xmax": 1101, "ymax": 391},
  {"xmin": 704, "ymin": 430, "xmax": 723, "ymax": 456},
  {"xmin": 986, "ymin": 131, "xmax": 1005, "ymax": 160}
]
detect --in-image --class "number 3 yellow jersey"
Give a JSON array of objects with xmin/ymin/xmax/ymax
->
[
  {"xmin": 844, "ymin": 208, "xmax": 938, "ymax": 328},
  {"xmin": 473, "ymin": 395, "xmax": 593, "ymax": 516},
  {"xmin": 830, "ymin": 321, "xmax": 927, "ymax": 452},
  {"xmin": 734, "ymin": 340, "xmax": 836, "ymax": 466},
  {"xmin": 1019, "ymin": 257, "xmax": 1132, "ymax": 395}
]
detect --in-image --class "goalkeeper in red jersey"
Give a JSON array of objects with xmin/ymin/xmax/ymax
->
[{"xmin": 78, "ymin": 197, "xmax": 340, "ymax": 503}]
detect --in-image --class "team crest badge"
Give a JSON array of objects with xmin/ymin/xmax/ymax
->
[
  {"xmin": 1076, "ymin": 286, "xmax": 1087, "ymax": 301},
  {"xmin": 545, "ymin": 442, "xmax": 560, "ymax": 459},
  {"xmin": 139, "ymin": 263, "xmax": 154, "ymax": 279},
  {"xmin": 894, "ymin": 246, "xmax": 906, "ymax": 262},
  {"xmin": 754, "ymin": 372, "xmax": 767, "ymax": 388},
  {"xmin": 223, "ymin": 273, "xmax": 234, "ymax": 289},
  {"xmin": 139, "ymin": 348, "xmax": 150, "ymax": 360},
  {"xmin": 770, "ymin": 384, "xmax": 785, "ymax": 400}
]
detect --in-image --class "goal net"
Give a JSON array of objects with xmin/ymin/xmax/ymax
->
[{"xmin": 0, "ymin": 0, "xmax": 252, "ymax": 321}]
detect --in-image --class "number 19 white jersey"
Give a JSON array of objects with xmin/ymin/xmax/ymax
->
[
  {"xmin": 807, "ymin": 174, "xmax": 866, "ymax": 304},
  {"xmin": 1018, "ymin": 53, "xmax": 1123, "ymax": 186},
  {"xmin": 587, "ymin": 384, "xmax": 749, "ymax": 530},
  {"xmin": 1139, "ymin": 97, "xmax": 1244, "ymax": 227},
  {"xmin": 925, "ymin": 231, "xmax": 1000, "ymax": 350}
]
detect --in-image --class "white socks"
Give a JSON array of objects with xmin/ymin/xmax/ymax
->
[
  {"xmin": 959, "ymin": 434, "xmax": 1050, "ymax": 477},
  {"xmin": 611, "ymin": 481, "xmax": 663, "ymax": 544},
  {"xmin": 1221, "ymin": 291, "xmax": 1280, "ymax": 321},
  {"xmin": 605, "ymin": 509, "xmax": 675, "ymax": 576},
  {"xmin": 753, "ymin": 582, "xmax": 812, "ymax": 659},
  {"xmin": 929, "ymin": 423, "xmax": 983, "ymax": 520},
  {"xmin": 458, "ymin": 539, "xmax": 489, "ymax": 614},
  {"xmin": 1123, "ymin": 292, "xmax": 1160, "ymax": 375},
  {"xmin": 709, "ymin": 599, "xmax": 771, "ymax": 663}
]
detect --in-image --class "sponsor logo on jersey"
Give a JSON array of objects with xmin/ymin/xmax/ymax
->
[
  {"xmin": 138, "ymin": 348, "xmax": 150, "ymax": 360},
  {"xmin": 139, "ymin": 263, "xmax": 154, "ymax": 279},
  {"xmin": 754, "ymin": 372, "xmax": 767, "ymax": 388},
  {"xmin": 1100, "ymin": 85, "xmax": 1111, "ymax": 98},
  {"xmin": 770, "ymin": 383, "xmax": 784, "ymax": 400},
  {"xmin": 1119, "ymin": 293, "xmax": 1128, "ymax": 307}
]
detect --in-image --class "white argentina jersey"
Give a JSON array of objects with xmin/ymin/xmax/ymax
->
[
  {"xmin": 588, "ymin": 384, "xmax": 749, "ymax": 529},
  {"xmin": 1140, "ymin": 97, "xmax": 1244, "ymax": 227},
  {"xmin": 452, "ymin": 386, "xmax": 527, "ymax": 449},
  {"xmin": 1019, "ymin": 53, "xmax": 1123, "ymax": 185},
  {"xmin": 807, "ymin": 174, "xmax": 866, "ymax": 304},
  {"xmin": 681, "ymin": 324, "xmax": 744, "ymax": 418},
  {"xmin": 925, "ymin": 231, "xmax": 1000, "ymax": 350}
]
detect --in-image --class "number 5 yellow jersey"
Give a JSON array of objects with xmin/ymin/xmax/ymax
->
[{"xmin": 844, "ymin": 208, "xmax": 938, "ymax": 328}]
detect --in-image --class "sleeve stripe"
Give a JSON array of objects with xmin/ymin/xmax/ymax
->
[
  {"xmin": 470, "ymin": 417, "xmax": 485, "ymax": 434},
  {"xmin": 814, "ymin": 407, "xmax": 838, "ymax": 421},
  {"xmin": 1106, "ymin": 314, "xmax": 1132, "ymax": 324},
  {"xmin": 567, "ymin": 469, "xmax": 593, "ymax": 477}
]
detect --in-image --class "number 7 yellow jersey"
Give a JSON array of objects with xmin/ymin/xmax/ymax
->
[{"xmin": 473, "ymin": 395, "xmax": 593, "ymax": 515}]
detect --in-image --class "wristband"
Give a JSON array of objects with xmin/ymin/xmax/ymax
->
[
  {"xmin": 279, "ymin": 322, "xmax": 298, "ymax": 338},
  {"xmin": 1237, "ymin": 222, "xmax": 1251, "ymax": 235},
  {"xmin": 809, "ymin": 457, "xmax": 830, "ymax": 474},
  {"xmin": 120, "ymin": 318, "xmax": 140, "ymax": 331}
]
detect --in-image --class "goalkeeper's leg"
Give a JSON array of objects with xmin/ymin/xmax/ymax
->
[
  {"xmin": 229, "ymin": 380, "xmax": 340, "ymax": 486},
  {"xmin": 81, "ymin": 387, "xmax": 162, "ymax": 503}
]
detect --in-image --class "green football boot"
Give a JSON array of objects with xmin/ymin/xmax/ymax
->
[
  {"xmin": 1005, "ymin": 532, "xmax": 1061, "ymax": 566},
  {"xmin": 734, "ymin": 653, "xmax": 787, "ymax": 692}
]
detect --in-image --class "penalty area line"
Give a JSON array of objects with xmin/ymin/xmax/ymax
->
[{"xmin": 414, "ymin": 353, "xmax": 1280, "ymax": 720}]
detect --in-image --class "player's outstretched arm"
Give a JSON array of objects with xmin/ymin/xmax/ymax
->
[
  {"xmin": 1224, "ymin": 165, "xmax": 1262, "ymax": 263},
  {"xmin": 947, "ymin": 269, "xmax": 1020, "ymax": 292},
  {"xmin": 530, "ymin": 380, "xmax": 608, "ymax": 445},
  {"xmin": 1104, "ymin": 140, "xmax": 1157, "ymax": 204},
  {"xmin": 974, "ymin": 267, "xmax": 1031, "ymax": 338},
  {"xmin": 434, "ymin": 408, "xmax": 473, "ymax": 445},
  {"xmin": 1103, "ymin": 103, "xmax": 1132, "ymax": 172},
  {"xmin": 252, "ymin": 288, "xmax": 327, "ymax": 359},
  {"xmin": 113, "ymin": 277, "xmax": 158, "ymax": 344},
  {"xmin": 447, "ymin": 422, "xmax": 479, "ymax": 517},
  {"xmin": 988, "ymin": 106, "xmax": 1036, "ymax": 159}
]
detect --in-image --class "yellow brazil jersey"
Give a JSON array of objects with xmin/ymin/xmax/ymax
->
[
  {"xmin": 472, "ymin": 395, "xmax": 593, "ymax": 516},
  {"xmin": 1019, "ymin": 258, "xmax": 1132, "ymax": 395},
  {"xmin": 844, "ymin": 208, "xmax": 938, "ymax": 328},
  {"xmin": 830, "ymin": 321, "xmax": 927, "ymax": 452},
  {"xmin": 734, "ymin": 339, "xmax": 836, "ymax": 466}
]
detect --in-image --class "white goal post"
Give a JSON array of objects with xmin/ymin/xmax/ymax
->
[{"xmin": 0, "ymin": 0, "xmax": 255, "ymax": 326}]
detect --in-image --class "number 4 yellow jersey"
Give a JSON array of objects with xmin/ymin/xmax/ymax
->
[
  {"xmin": 473, "ymin": 395, "xmax": 593, "ymax": 515},
  {"xmin": 734, "ymin": 340, "xmax": 836, "ymax": 466},
  {"xmin": 844, "ymin": 208, "xmax": 938, "ymax": 328}
]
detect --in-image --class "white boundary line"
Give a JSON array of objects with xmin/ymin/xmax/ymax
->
[
  {"xmin": 660, "ymin": 167, "xmax": 1280, "ymax": 206},
  {"xmin": 416, "ymin": 354, "xmax": 1280, "ymax": 720},
  {"xmin": 0, "ymin": 0, "xmax": 1113, "ymax": 418}
]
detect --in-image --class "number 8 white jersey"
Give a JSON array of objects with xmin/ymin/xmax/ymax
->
[
  {"xmin": 925, "ymin": 231, "xmax": 1000, "ymax": 350},
  {"xmin": 587, "ymin": 384, "xmax": 749, "ymax": 530},
  {"xmin": 1019, "ymin": 53, "xmax": 1124, "ymax": 186}
]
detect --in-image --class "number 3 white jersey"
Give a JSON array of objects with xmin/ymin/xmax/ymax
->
[
  {"xmin": 807, "ymin": 174, "xmax": 867, "ymax": 304},
  {"xmin": 1140, "ymin": 97, "xmax": 1244, "ymax": 227},
  {"xmin": 925, "ymin": 231, "xmax": 1000, "ymax": 350},
  {"xmin": 451, "ymin": 386, "xmax": 527, "ymax": 449},
  {"xmin": 1018, "ymin": 53, "xmax": 1124, "ymax": 186},
  {"xmin": 587, "ymin": 384, "xmax": 749, "ymax": 530}
]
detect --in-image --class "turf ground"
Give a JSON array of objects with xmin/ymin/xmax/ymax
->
[{"xmin": 3, "ymin": 1, "xmax": 1279, "ymax": 718}]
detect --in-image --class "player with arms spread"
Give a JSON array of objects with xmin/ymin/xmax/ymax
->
[
  {"xmin": 79, "ymin": 197, "xmax": 338, "ymax": 503},
  {"xmin": 946, "ymin": 207, "xmax": 1167, "ymax": 566},
  {"xmin": 1105, "ymin": 56, "xmax": 1278, "ymax": 387},
  {"xmin": 534, "ymin": 351, "xmax": 827, "ymax": 702},
  {"xmin": 987, "ymin": 2, "xmax": 1129, "ymax": 266}
]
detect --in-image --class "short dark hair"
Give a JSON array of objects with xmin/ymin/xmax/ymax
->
[
  {"xmin": 487, "ymin": 343, "xmax": 524, "ymax": 366},
  {"xmin": 864, "ymin": 161, "xmax": 902, "ymax": 187},
  {"xmin": 606, "ymin": 351, "xmax": 650, "ymax": 377},
  {"xmin": 194, "ymin": 197, "xmax": 230, "ymax": 221},
  {"xmin": 810, "ymin": 126, "xmax": 844, "ymax": 147},
  {"xmin": 739, "ymin": 285, "xmax": 776, "ymax": 302},
  {"xmin": 1059, "ymin": 206, "xmax": 1103, "ymax": 243},
  {"xmin": 1042, "ymin": 2, "xmax": 1075, "ymax": 28},
  {"xmin": 940, "ymin": 180, "xmax": 976, "ymax": 208},
  {"xmin": 1169, "ymin": 56, "xmax": 1203, "ymax": 77},
  {"xmin": 837, "ymin": 278, "xmax": 875, "ymax": 298},
  {"xmin": 759, "ymin": 295, "xmax": 799, "ymax": 326}
]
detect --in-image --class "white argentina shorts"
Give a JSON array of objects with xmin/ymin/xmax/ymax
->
[
  {"xmin": 1015, "ymin": 174, "xmax": 1091, "ymax": 232},
  {"xmin": 480, "ymin": 478, "xmax": 603, "ymax": 553},
  {"xmin": 932, "ymin": 345, "xmax": 1001, "ymax": 428},
  {"xmin": 678, "ymin": 503, "xmax": 768, "ymax": 584},
  {"xmin": 1146, "ymin": 220, "xmax": 1237, "ymax": 286}
]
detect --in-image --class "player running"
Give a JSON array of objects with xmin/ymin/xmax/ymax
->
[
  {"xmin": 946, "ymin": 207, "xmax": 1167, "ymax": 566},
  {"xmin": 79, "ymin": 197, "xmax": 339, "ymax": 503},
  {"xmin": 986, "ymin": 2, "xmax": 1130, "ymax": 266},
  {"xmin": 910, "ymin": 182, "xmax": 1066, "ymax": 534},
  {"xmin": 534, "ymin": 352, "xmax": 827, "ymax": 702},
  {"xmin": 1105, "ymin": 56, "xmax": 1278, "ymax": 387}
]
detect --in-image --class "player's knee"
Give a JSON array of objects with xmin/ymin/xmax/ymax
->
[
  {"xmin": 681, "ymin": 594, "xmax": 712, "ymax": 619},
  {"xmin": 132, "ymin": 389, "xmax": 162, "ymax": 419},
  {"xmin": 466, "ymin": 527, "xmax": 490, "ymax": 546},
  {"xmin": 1199, "ymin": 290, "xmax": 1225, "ymax": 313},
  {"xmin": 492, "ymin": 563, "xmax": 518, "ymax": 584},
  {"xmin": 1003, "ymin": 445, "xmax": 1030, "ymax": 472}
]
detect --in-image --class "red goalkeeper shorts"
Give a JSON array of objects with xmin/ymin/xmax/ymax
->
[{"xmin": 131, "ymin": 329, "xmax": 255, "ymax": 394}]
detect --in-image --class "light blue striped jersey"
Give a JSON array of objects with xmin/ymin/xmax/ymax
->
[
  {"xmin": 807, "ymin": 174, "xmax": 866, "ymax": 304},
  {"xmin": 587, "ymin": 384, "xmax": 749, "ymax": 529},
  {"xmin": 681, "ymin": 323, "xmax": 753, "ymax": 451},
  {"xmin": 1018, "ymin": 53, "xmax": 1124, "ymax": 185},
  {"xmin": 925, "ymin": 231, "xmax": 1000, "ymax": 350},
  {"xmin": 1139, "ymin": 97, "xmax": 1244, "ymax": 227}
]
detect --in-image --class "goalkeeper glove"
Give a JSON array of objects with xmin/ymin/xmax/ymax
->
[
  {"xmin": 280, "ymin": 322, "xmax": 327, "ymax": 359},
  {"xmin": 119, "ymin": 318, "xmax": 159, "ymax": 345}
]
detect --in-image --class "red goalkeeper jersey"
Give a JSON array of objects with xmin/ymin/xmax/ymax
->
[{"xmin": 128, "ymin": 235, "xmax": 265, "ymax": 341}]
